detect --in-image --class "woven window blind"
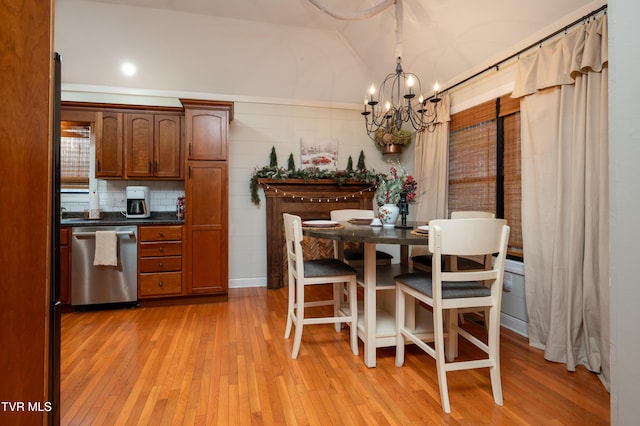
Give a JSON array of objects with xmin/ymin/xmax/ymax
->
[
  {"xmin": 60, "ymin": 122, "xmax": 90, "ymax": 187},
  {"xmin": 449, "ymin": 100, "xmax": 497, "ymax": 215},
  {"xmin": 448, "ymin": 97, "xmax": 523, "ymax": 258},
  {"xmin": 503, "ymin": 111, "xmax": 523, "ymax": 257}
]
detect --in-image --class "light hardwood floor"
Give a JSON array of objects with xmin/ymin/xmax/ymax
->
[{"xmin": 61, "ymin": 287, "xmax": 609, "ymax": 425}]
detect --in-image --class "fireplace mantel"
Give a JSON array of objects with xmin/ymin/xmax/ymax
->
[{"xmin": 259, "ymin": 179, "xmax": 375, "ymax": 289}]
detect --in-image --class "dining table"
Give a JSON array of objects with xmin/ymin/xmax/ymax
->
[{"xmin": 302, "ymin": 219, "xmax": 433, "ymax": 367}]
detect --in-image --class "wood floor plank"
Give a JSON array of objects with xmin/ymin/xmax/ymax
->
[{"xmin": 60, "ymin": 287, "xmax": 610, "ymax": 425}]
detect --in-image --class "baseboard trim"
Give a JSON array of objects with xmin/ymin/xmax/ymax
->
[
  {"xmin": 229, "ymin": 277, "xmax": 268, "ymax": 289},
  {"xmin": 501, "ymin": 313, "xmax": 528, "ymax": 337}
]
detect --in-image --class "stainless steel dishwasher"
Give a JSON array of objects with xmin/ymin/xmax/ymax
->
[{"xmin": 71, "ymin": 226, "xmax": 138, "ymax": 306}]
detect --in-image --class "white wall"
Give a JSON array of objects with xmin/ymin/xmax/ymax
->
[{"xmin": 608, "ymin": 1, "xmax": 640, "ymax": 423}]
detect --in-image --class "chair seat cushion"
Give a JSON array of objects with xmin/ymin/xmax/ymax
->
[
  {"xmin": 344, "ymin": 248, "xmax": 393, "ymax": 261},
  {"xmin": 304, "ymin": 258, "xmax": 357, "ymax": 278},
  {"xmin": 394, "ymin": 272, "xmax": 491, "ymax": 299}
]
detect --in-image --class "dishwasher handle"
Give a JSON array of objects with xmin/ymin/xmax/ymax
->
[{"xmin": 74, "ymin": 231, "xmax": 136, "ymax": 239}]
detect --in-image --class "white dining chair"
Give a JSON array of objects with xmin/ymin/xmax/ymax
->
[
  {"xmin": 330, "ymin": 209, "xmax": 393, "ymax": 266},
  {"xmin": 283, "ymin": 213, "xmax": 359, "ymax": 359},
  {"xmin": 395, "ymin": 218, "xmax": 510, "ymax": 413},
  {"xmin": 411, "ymin": 211, "xmax": 496, "ymax": 325}
]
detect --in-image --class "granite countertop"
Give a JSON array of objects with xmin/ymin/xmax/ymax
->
[{"xmin": 60, "ymin": 211, "xmax": 183, "ymax": 227}]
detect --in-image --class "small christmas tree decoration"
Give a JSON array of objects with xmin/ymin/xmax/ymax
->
[
  {"xmin": 357, "ymin": 150, "xmax": 366, "ymax": 170},
  {"xmin": 269, "ymin": 146, "xmax": 278, "ymax": 167},
  {"xmin": 287, "ymin": 153, "xmax": 296, "ymax": 172},
  {"xmin": 346, "ymin": 156, "xmax": 353, "ymax": 171}
]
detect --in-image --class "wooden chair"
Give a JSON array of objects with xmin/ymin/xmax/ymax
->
[
  {"xmin": 330, "ymin": 209, "xmax": 393, "ymax": 266},
  {"xmin": 395, "ymin": 218, "xmax": 510, "ymax": 413},
  {"xmin": 283, "ymin": 213, "xmax": 359, "ymax": 359}
]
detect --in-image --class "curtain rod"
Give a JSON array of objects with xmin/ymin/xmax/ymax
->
[{"xmin": 432, "ymin": 4, "xmax": 608, "ymax": 98}]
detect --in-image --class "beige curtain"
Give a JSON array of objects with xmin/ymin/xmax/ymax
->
[
  {"xmin": 512, "ymin": 14, "xmax": 609, "ymax": 389},
  {"xmin": 413, "ymin": 93, "xmax": 451, "ymax": 223}
]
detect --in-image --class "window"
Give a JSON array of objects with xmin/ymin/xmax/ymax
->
[
  {"xmin": 448, "ymin": 96, "xmax": 523, "ymax": 258},
  {"xmin": 60, "ymin": 121, "xmax": 90, "ymax": 189}
]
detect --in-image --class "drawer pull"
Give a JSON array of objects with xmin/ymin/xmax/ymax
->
[
  {"xmin": 158, "ymin": 262, "xmax": 164, "ymax": 268},
  {"xmin": 159, "ymin": 247, "xmax": 164, "ymax": 252},
  {"xmin": 159, "ymin": 231, "xmax": 164, "ymax": 237},
  {"xmin": 158, "ymin": 281, "xmax": 164, "ymax": 287}
]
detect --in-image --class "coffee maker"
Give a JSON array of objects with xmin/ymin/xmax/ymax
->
[{"xmin": 125, "ymin": 186, "xmax": 150, "ymax": 218}]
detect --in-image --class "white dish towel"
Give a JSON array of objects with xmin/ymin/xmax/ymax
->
[{"xmin": 93, "ymin": 230, "xmax": 118, "ymax": 266}]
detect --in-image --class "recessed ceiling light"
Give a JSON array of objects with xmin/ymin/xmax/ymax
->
[{"xmin": 121, "ymin": 62, "xmax": 136, "ymax": 76}]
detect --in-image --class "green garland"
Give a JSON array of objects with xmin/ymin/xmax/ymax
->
[{"xmin": 250, "ymin": 148, "xmax": 380, "ymax": 206}]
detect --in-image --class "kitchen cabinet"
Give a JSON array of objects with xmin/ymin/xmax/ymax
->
[
  {"xmin": 185, "ymin": 161, "xmax": 228, "ymax": 293},
  {"xmin": 138, "ymin": 225, "xmax": 183, "ymax": 298},
  {"xmin": 125, "ymin": 113, "xmax": 183, "ymax": 179},
  {"xmin": 95, "ymin": 111, "xmax": 124, "ymax": 178},
  {"xmin": 185, "ymin": 100, "xmax": 233, "ymax": 161},
  {"xmin": 59, "ymin": 227, "xmax": 70, "ymax": 304},
  {"xmin": 182, "ymin": 99, "xmax": 233, "ymax": 295}
]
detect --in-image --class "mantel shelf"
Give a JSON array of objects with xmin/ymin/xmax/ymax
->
[{"xmin": 257, "ymin": 178, "xmax": 375, "ymax": 186}]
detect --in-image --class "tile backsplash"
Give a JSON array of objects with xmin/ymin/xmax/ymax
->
[{"xmin": 61, "ymin": 180, "xmax": 185, "ymax": 214}]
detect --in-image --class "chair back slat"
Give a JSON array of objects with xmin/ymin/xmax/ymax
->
[
  {"xmin": 330, "ymin": 209, "xmax": 375, "ymax": 221},
  {"xmin": 429, "ymin": 218, "xmax": 507, "ymax": 257},
  {"xmin": 283, "ymin": 213, "xmax": 305, "ymax": 280}
]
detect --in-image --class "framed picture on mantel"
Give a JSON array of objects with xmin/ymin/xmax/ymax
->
[{"xmin": 300, "ymin": 137, "xmax": 338, "ymax": 172}]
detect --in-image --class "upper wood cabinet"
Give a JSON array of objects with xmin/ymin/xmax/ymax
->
[
  {"xmin": 183, "ymin": 100, "xmax": 233, "ymax": 161},
  {"xmin": 95, "ymin": 111, "xmax": 124, "ymax": 178},
  {"xmin": 82, "ymin": 104, "xmax": 183, "ymax": 180},
  {"xmin": 125, "ymin": 113, "xmax": 183, "ymax": 179}
]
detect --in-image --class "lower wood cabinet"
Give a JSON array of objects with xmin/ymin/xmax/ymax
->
[
  {"xmin": 185, "ymin": 161, "xmax": 228, "ymax": 294},
  {"xmin": 138, "ymin": 225, "xmax": 183, "ymax": 298}
]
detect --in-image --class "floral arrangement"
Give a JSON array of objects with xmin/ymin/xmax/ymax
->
[
  {"xmin": 374, "ymin": 125, "xmax": 412, "ymax": 148},
  {"xmin": 375, "ymin": 164, "xmax": 417, "ymax": 206}
]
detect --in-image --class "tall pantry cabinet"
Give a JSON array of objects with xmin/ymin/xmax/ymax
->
[{"xmin": 181, "ymin": 99, "xmax": 233, "ymax": 294}]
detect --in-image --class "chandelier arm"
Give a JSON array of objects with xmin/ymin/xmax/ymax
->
[{"xmin": 307, "ymin": 0, "xmax": 397, "ymax": 21}]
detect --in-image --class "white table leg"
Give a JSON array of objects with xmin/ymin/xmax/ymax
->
[{"xmin": 363, "ymin": 242, "xmax": 377, "ymax": 368}]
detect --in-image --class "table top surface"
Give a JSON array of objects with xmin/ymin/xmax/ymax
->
[{"xmin": 302, "ymin": 221, "xmax": 429, "ymax": 245}]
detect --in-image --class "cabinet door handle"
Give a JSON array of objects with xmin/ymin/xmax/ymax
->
[
  {"xmin": 148, "ymin": 161, "xmax": 152, "ymax": 172},
  {"xmin": 189, "ymin": 144, "xmax": 192, "ymax": 156},
  {"xmin": 97, "ymin": 160, "xmax": 101, "ymax": 171},
  {"xmin": 155, "ymin": 161, "xmax": 158, "ymax": 173}
]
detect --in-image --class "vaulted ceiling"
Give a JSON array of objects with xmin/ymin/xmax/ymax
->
[{"xmin": 60, "ymin": 0, "xmax": 604, "ymax": 104}]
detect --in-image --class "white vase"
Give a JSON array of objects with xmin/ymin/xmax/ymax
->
[{"xmin": 379, "ymin": 204, "xmax": 400, "ymax": 227}]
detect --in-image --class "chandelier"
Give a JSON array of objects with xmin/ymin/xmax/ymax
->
[{"xmin": 362, "ymin": 57, "xmax": 440, "ymax": 140}]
